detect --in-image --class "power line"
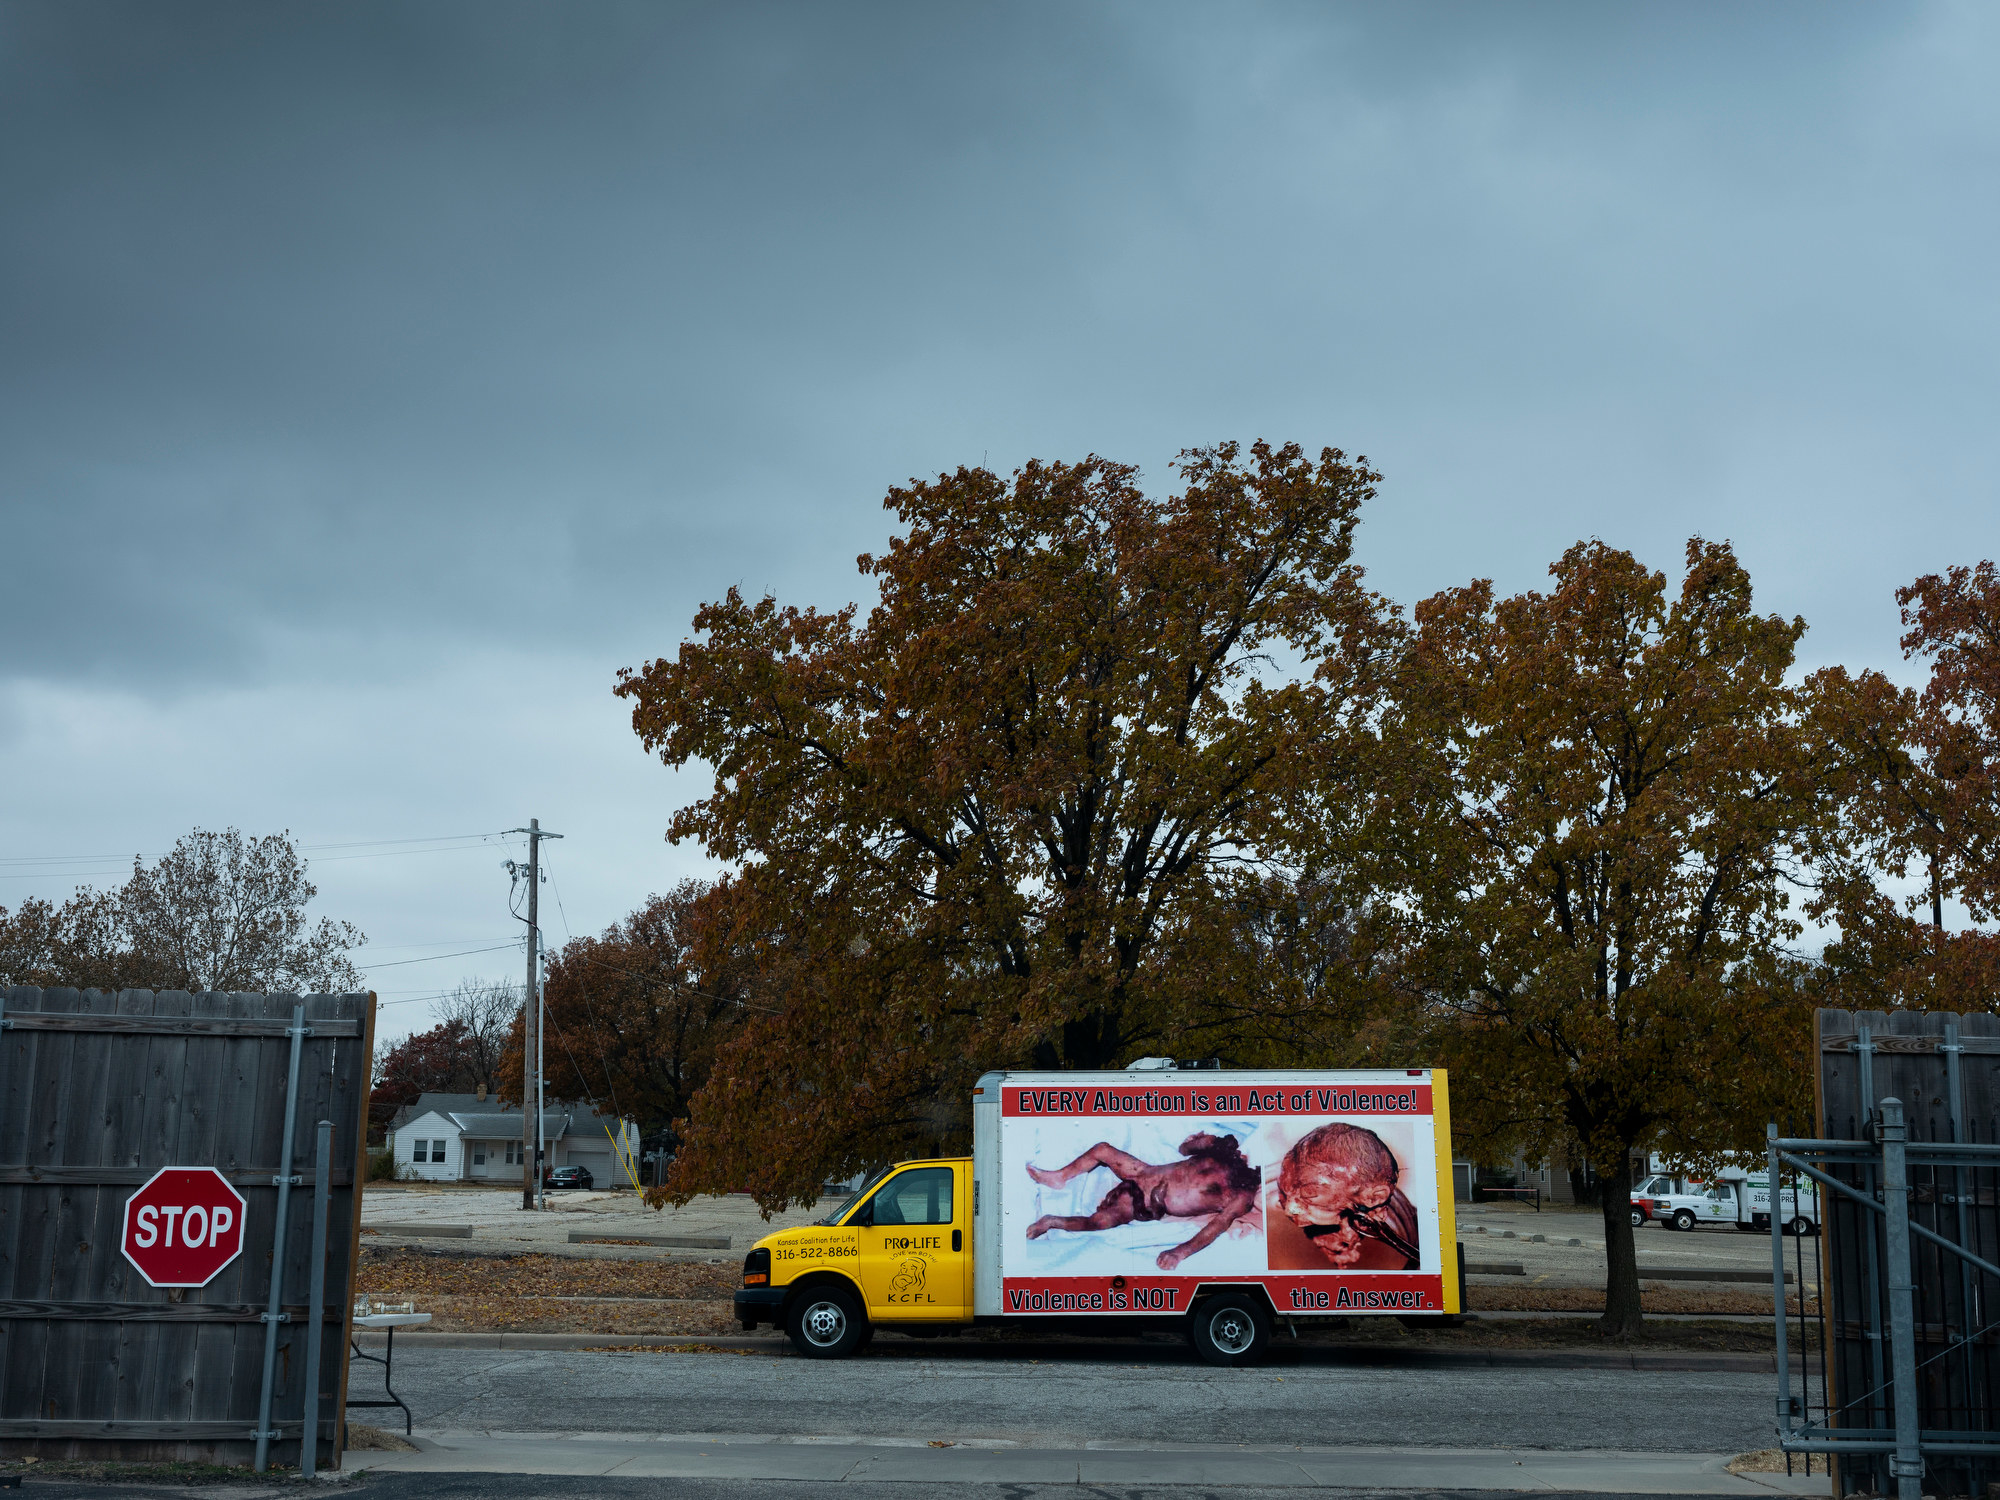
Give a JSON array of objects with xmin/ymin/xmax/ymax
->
[
  {"xmin": 363, "ymin": 942, "xmax": 521, "ymax": 970},
  {"xmin": 0, "ymin": 831, "xmax": 518, "ymax": 870}
]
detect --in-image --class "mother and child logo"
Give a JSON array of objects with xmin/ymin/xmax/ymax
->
[{"xmin": 1023, "ymin": 1121, "xmax": 1420, "ymax": 1273}]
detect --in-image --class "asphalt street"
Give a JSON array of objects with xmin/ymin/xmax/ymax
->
[
  {"xmin": 364, "ymin": 1344, "xmax": 1792, "ymax": 1453},
  {"xmin": 20, "ymin": 1481, "xmax": 1733, "ymax": 1500}
]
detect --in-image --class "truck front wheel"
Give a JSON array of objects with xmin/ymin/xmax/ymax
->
[
  {"xmin": 1672, "ymin": 1209, "xmax": 1697, "ymax": 1232},
  {"xmin": 787, "ymin": 1285, "xmax": 867, "ymax": 1359},
  {"xmin": 1188, "ymin": 1293, "xmax": 1271, "ymax": 1367}
]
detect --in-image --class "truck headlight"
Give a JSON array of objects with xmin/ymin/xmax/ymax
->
[{"xmin": 742, "ymin": 1247, "xmax": 771, "ymax": 1286}]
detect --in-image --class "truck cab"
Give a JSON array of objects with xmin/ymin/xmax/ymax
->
[
  {"xmin": 734, "ymin": 1157, "xmax": 973, "ymax": 1357},
  {"xmin": 1630, "ymin": 1172, "xmax": 1690, "ymax": 1227}
]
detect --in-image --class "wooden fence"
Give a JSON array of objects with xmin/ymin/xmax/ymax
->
[{"xmin": 0, "ymin": 986, "xmax": 375, "ymax": 1466}]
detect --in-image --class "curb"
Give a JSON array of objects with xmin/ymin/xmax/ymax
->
[{"xmin": 352, "ymin": 1329, "xmax": 1801, "ymax": 1372}]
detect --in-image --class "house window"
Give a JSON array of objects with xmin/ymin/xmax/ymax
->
[
  {"xmin": 472, "ymin": 1143, "xmax": 486, "ymax": 1167},
  {"xmin": 506, "ymin": 1141, "xmax": 522, "ymax": 1166},
  {"xmin": 415, "ymin": 1139, "xmax": 446, "ymax": 1164}
]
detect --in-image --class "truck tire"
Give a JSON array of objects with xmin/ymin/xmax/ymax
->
[
  {"xmin": 1672, "ymin": 1209, "xmax": 1696, "ymax": 1231},
  {"xmin": 1188, "ymin": 1293, "xmax": 1271, "ymax": 1367},
  {"xmin": 787, "ymin": 1285, "xmax": 867, "ymax": 1359},
  {"xmin": 1790, "ymin": 1216, "xmax": 1817, "ymax": 1238},
  {"xmin": 1630, "ymin": 1207, "xmax": 1645, "ymax": 1228}
]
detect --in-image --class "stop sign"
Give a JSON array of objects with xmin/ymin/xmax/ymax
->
[{"xmin": 121, "ymin": 1167, "xmax": 248, "ymax": 1288}]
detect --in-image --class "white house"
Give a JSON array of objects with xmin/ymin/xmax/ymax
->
[{"xmin": 390, "ymin": 1091, "xmax": 640, "ymax": 1187}]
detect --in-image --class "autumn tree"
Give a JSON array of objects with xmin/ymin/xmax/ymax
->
[
  {"xmin": 369, "ymin": 981, "xmax": 520, "ymax": 1137},
  {"xmin": 0, "ymin": 828, "xmax": 364, "ymax": 994},
  {"xmin": 435, "ymin": 978, "xmax": 519, "ymax": 1094},
  {"xmin": 1372, "ymin": 540, "xmax": 1824, "ymax": 1337},
  {"xmin": 497, "ymin": 882, "xmax": 749, "ymax": 1143},
  {"xmin": 1806, "ymin": 561, "xmax": 2000, "ymax": 1008},
  {"xmin": 618, "ymin": 443, "xmax": 1398, "ymax": 1206}
]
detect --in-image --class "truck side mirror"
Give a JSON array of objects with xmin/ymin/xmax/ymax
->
[{"xmin": 850, "ymin": 1199, "xmax": 873, "ymax": 1228}]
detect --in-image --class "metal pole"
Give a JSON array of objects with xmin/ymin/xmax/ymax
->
[
  {"xmin": 254, "ymin": 1003, "xmax": 309, "ymax": 1473},
  {"xmin": 300, "ymin": 1121, "xmax": 332, "ymax": 1480},
  {"xmin": 1945, "ymin": 1019, "xmax": 1979, "ymax": 1457},
  {"xmin": 1859, "ymin": 1027, "xmax": 1889, "ymax": 1453},
  {"xmin": 522, "ymin": 818, "xmax": 539, "ymax": 1211},
  {"xmin": 1881, "ymin": 1097, "xmax": 1924, "ymax": 1500},
  {"xmin": 1770, "ymin": 1123, "xmax": 1793, "ymax": 1445}
]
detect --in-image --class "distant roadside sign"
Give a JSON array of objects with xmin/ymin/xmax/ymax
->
[{"xmin": 121, "ymin": 1167, "xmax": 247, "ymax": 1288}]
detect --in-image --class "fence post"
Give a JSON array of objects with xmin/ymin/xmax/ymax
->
[
  {"xmin": 1769, "ymin": 1123, "xmax": 1792, "ymax": 1444},
  {"xmin": 300, "ymin": 1121, "xmax": 333, "ymax": 1480},
  {"xmin": 1881, "ymin": 1096, "xmax": 1925, "ymax": 1500},
  {"xmin": 254, "ymin": 1003, "xmax": 309, "ymax": 1473}
]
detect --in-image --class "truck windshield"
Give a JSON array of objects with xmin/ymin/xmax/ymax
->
[{"xmin": 816, "ymin": 1168, "xmax": 892, "ymax": 1226}]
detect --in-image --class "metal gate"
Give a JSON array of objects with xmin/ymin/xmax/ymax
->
[
  {"xmin": 1771, "ymin": 1007, "xmax": 2000, "ymax": 1499},
  {"xmin": 0, "ymin": 985, "xmax": 374, "ymax": 1471}
]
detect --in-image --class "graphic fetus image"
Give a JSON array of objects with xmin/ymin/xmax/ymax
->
[
  {"xmin": 1025, "ymin": 1133, "xmax": 1262, "ymax": 1271},
  {"xmin": 1275, "ymin": 1122, "xmax": 1420, "ymax": 1269}
]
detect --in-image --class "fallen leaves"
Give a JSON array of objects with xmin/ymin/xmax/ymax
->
[
  {"xmin": 1320, "ymin": 1317, "xmax": 1808, "ymax": 1353},
  {"xmin": 351, "ymin": 1249, "xmax": 743, "ymax": 1332},
  {"xmin": 366, "ymin": 1292, "xmax": 740, "ymax": 1335},
  {"xmin": 355, "ymin": 1248, "xmax": 737, "ymax": 1301},
  {"xmin": 1729, "ymin": 1450, "xmax": 1829, "ymax": 1475},
  {"xmin": 1467, "ymin": 1286, "xmax": 1810, "ymax": 1316}
]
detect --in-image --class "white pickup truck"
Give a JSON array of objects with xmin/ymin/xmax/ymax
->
[
  {"xmin": 1642, "ymin": 1175, "xmax": 1818, "ymax": 1235},
  {"xmin": 1629, "ymin": 1171, "xmax": 1701, "ymax": 1228}
]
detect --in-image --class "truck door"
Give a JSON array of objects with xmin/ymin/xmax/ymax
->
[{"xmin": 853, "ymin": 1164, "xmax": 971, "ymax": 1321}]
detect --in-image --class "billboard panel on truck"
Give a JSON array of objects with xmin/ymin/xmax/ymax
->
[{"xmin": 981, "ymin": 1069, "xmax": 1456, "ymax": 1317}]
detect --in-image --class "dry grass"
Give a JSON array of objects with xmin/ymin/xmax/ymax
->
[
  {"xmin": 1468, "ymin": 1285, "xmax": 1812, "ymax": 1316},
  {"xmin": 383, "ymin": 1292, "xmax": 741, "ymax": 1334},
  {"xmin": 1729, "ymin": 1450, "xmax": 1830, "ymax": 1475},
  {"xmin": 356, "ymin": 1246, "xmax": 738, "ymax": 1299},
  {"xmin": 344, "ymin": 1423, "xmax": 420, "ymax": 1453},
  {"xmin": 354, "ymin": 1247, "xmax": 742, "ymax": 1333},
  {"xmin": 352, "ymin": 1247, "xmax": 1805, "ymax": 1344}
]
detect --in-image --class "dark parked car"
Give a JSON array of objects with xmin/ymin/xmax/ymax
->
[{"xmin": 544, "ymin": 1165, "xmax": 594, "ymax": 1191}]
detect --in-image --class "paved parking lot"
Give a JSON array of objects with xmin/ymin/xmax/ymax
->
[{"xmin": 1457, "ymin": 1203, "xmax": 1820, "ymax": 1292}]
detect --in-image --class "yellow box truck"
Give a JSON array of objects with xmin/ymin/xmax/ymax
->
[{"xmin": 734, "ymin": 1065, "xmax": 1460, "ymax": 1365}]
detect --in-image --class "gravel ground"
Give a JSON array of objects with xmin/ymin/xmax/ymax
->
[{"xmin": 365, "ymin": 1344, "xmax": 1799, "ymax": 1454}]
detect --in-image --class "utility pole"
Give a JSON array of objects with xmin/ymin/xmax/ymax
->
[{"xmin": 506, "ymin": 819, "xmax": 561, "ymax": 1211}]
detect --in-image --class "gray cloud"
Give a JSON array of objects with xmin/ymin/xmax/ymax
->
[{"xmin": 2, "ymin": 2, "xmax": 1994, "ymax": 1031}]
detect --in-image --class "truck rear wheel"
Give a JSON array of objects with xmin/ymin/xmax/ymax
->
[
  {"xmin": 1790, "ymin": 1216, "xmax": 1817, "ymax": 1237},
  {"xmin": 1188, "ymin": 1293, "xmax": 1270, "ymax": 1367},
  {"xmin": 787, "ymin": 1285, "xmax": 867, "ymax": 1359}
]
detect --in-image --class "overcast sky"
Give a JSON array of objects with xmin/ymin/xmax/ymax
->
[{"xmin": 3, "ymin": 2, "xmax": 1994, "ymax": 1042}]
